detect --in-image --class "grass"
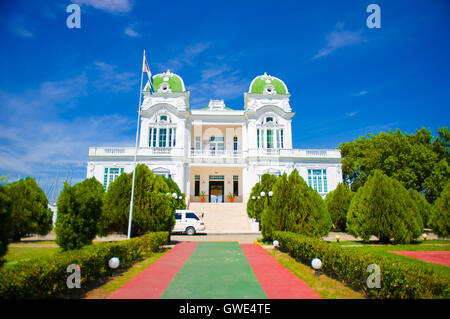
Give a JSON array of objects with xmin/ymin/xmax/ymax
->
[
  {"xmin": 3, "ymin": 242, "xmax": 60, "ymax": 267},
  {"xmin": 78, "ymin": 248, "xmax": 170, "ymax": 299},
  {"xmin": 329, "ymin": 240, "xmax": 450, "ymax": 279},
  {"xmin": 266, "ymin": 248, "xmax": 365, "ymax": 299}
]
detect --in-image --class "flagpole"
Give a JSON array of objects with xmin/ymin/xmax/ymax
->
[{"xmin": 127, "ymin": 50, "xmax": 146, "ymax": 239}]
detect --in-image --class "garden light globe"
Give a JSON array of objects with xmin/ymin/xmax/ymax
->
[
  {"xmin": 172, "ymin": 193, "xmax": 177, "ymax": 199},
  {"xmin": 252, "ymin": 196, "xmax": 256, "ymax": 200},
  {"xmin": 260, "ymin": 191, "xmax": 265, "ymax": 197},
  {"xmin": 311, "ymin": 258, "xmax": 322, "ymax": 270},
  {"xmin": 109, "ymin": 257, "xmax": 120, "ymax": 269},
  {"xmin": 423, "ymin": 233, "xmax": 428, "ymax": 240},
  {"xmin": 336, "ymin": 235, "xmax": 340, "ymax": 242},
  {"xmin": 273, "ymin": 240, "xmax": 279, "ymax": 248},
  {"xmin": 268, "ymin": 191, "xmax": 273, "ymax": 197}
]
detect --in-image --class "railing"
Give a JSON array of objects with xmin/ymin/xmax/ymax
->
[
  {"xmin": 190, "ymin": 149, "xmax": 243, "ymax": 158},
  {"xmin": 89, "ymin": 147, "xmax": 183, "ymax": 157}
]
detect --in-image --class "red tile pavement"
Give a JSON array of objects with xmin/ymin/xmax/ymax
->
[
  {"xmin": 107, "ymin": 241, "xmax": 198, "ymax": 299},
  {"xmin": 389, "ymin": 251, "xmax": 450, "ymax": 267},
  {"xmin": 241, "ymin": 244, "xmax": 321, "ymax": 299}
]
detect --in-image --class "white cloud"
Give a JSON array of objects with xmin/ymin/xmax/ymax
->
[
  {"xmin": 156, "ymin": 43, "xmax": 211, "ymax": 72},
  {"xmin": 347, "ymin": 111, "xmax": 359, "ymax": 117},
  {"xmin": 352, "ymin": 90, "xmax": 368, "ymax": 96},
  {"xmin": 124, "ymin": 24, "xmax": 139, "ymax": 37},
  {"xmin": 93, "ymin": 61, "xmax": 138, "ymax": 92},
  {"xmin": 74, "ymin": 0, "xmax": 132, "ymax": 13},
  {"xmin": 313, "ymin": 27, "xmax": 366, "ymax": 59},
  {"xmin": 14, "ymin": 27, "xmax": 34, "ymax": 38}
]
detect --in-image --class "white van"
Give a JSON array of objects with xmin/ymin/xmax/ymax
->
[{"xmin": 173, "ymin": 210, "xmax": 205, "ymax": 235}]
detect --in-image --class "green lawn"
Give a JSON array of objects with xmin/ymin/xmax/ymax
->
[
  {"xmin": 3, "ymin": 242, "xmax": 60, "ymax": 267},
  {"xmin": 329, "ymin": 240, "xmax": 450, "ymax": 279}
]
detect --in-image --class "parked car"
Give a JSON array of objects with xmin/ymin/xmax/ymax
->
[{"xmin": 173, "ymin": 210, "xmax": 205, "ymax": 235}]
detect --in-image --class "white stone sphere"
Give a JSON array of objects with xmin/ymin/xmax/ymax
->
[
  {"xmin": 311, "ymin": 258, "xmax": 322, "ymax": 270},
  {"xmin": 273, "ymin": 240, "xmax": 279, "ymax": 247},
  {"xmin": 109, "ymin": 257, "xmax": 120, "ymax": 269}
]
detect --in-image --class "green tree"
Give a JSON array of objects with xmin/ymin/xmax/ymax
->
[
  {"xmin": 6, "ymin": 177, "xmax": 52, "ymax": 241},
  {"xmin": 347, "ymin": 170, "xmax": 423, "ymax": 244},
  {"xmin": 408, "ymin": 188, "xmax": 432, "ymax": 228},
  {"xmin": 262, "ymin": 169, "xmax": 331, "ymax": 240},
  {"xmin": 55, "ymin": 178, "xmax": 104, "ymax": 250},
  {"xmin": 324, "ymin": 183, "xmax": 353, "ymax": 231},
  {"xmin": 99, "ymin": 164, "xmax": 176, "ymax": 237},
  {"xmin": 430, "ymin": 182, "xmax": 450, "ymax": 238},
  {"xmin": 0, "ymin": 184, "xmax": 11, "ymax": 265},
  {"xmin": 247, "ymin": 173, "xmax": 278, "ymax": 220},
  {"xmin": 162, "ymin": 176, "xmax": 186, "ymax": 210},
  {"xmin": 340, "ymin": 127, "xmax": 449, "ymax": 203}
]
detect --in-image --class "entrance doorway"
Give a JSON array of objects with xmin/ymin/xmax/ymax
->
[{"xmin": 209, "ymin": 181, "xmax": 224, "ymax": 203}]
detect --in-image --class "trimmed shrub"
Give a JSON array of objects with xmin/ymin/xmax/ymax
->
[
  {"xmin": 0, "ymin": 231, "xmax": 168, "ymax": 298},
  {"xmin": 324, "ymin": 183, "xmax": 353, "ymax": 231},
  {"xmin": 6, "ymin": 177, "xmax": 53, "ymax": 241},
  {"xmin": 55, "ymin": 178, "xmax": 104, "ymax": 250},
  {"xmin": 99, "ymin": 164, "xmax": 176, "ymax": 237},
  {"xmin": 430, "ymin": 182, "xmax": 450, "ymax": 238},
  {"xmin": 0, "ymin": 185, "xmax": 11, "ymax": 265},
  {"xmin": 274, "ymin": 231, "xmax": 450, "ymax": 299},
  {"xmin": 262, "ymin": 169, "xmax": 331, "ymax": 240},
  {"xmin": 247, "ymin": 173, "xmax": 278, "ymax": 220},
  {"xmin": 408, "ymin": 188, "xmax": 432, "ymax": 228},
  {"xmin": 347, "ymin": 170, "xmax": 423, "ymax": 244}
]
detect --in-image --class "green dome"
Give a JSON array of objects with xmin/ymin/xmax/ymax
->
[
  {"xmin": 249, "ymin": 73, "xmax": 288, "ymax": 95},
  {"xmin": 146, "ymin": 70, "xmax": 185, "ymax": 93}
]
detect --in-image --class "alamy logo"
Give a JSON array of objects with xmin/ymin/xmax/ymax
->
[
  {"xmin": 66, "ymin": 4, "xmax": 81, "ymax": 29},
  {"xmin": 366, "ymin": 4, "xmax": 381, "ymax": 29},
  {"xmin": 366, "ymin": 264, "xmax": 381, "ymax": 289},
  {"xmin": 66, "ymin": 264, "xmax": 81, "ymax": 289}
]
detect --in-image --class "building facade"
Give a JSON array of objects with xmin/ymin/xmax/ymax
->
[{"xmin": 87, "ymin": 71, "xmax": 343, "ymax": 205}]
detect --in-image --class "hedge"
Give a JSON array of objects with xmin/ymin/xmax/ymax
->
[
  {"xmin": 273, "ymin": 231, "xmax": 450, "ymax": 299},
  {"xmin": 0, "ymin": 231, "xmax": 169, "ymax": 299}
]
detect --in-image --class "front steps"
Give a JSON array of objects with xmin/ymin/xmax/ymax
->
[{"xmin": 188, "ymin": 202, "xmax": 260, "ymax": 234}]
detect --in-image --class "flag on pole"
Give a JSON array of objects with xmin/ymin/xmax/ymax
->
[{"xmin": 143, "ymin": 53, "xmax": 154, "ymax": 94}]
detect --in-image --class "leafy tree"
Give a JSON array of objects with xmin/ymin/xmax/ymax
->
[
  {"xmin": 340, "ymin": 127, "xmax": 449, "ymax": 203},
  {"xmin": 324, "ymin": 183, "xmax": 353, "ymax": 231},
  {"xmin": 6, "ymin": 177, "xmax": 52, "ymax": 241},
  {"xmin": 262, "ymin": 169, "xmax": 331, "ymax": 240},
  {"xmin": 408, "ymin": 188, "xmax": 432, "ymax": 228},
  {"xmin": 247, "ymin": 173, "xmax": 278, "ymax": 220},
  {"xmin": 162, "ymin": 175, "xmax": 186, "ymax": 210},
  {"xmin": 347, "ymin": 170, "xmax": 423, "ymax": 244},
  {"xmin": 430, "ymin": 182, "xmax": 450, "ymax": 238},
  {"xmin": 99, "ymin": 164, "xmax": 176, "ymax": 237},
  {"xmin": 0, "ymin": 184, "xmax": 11, "ymax": 265},
  {"xmin": 55, "ymin": 178, "xmax": 104, "ymax": 250}
]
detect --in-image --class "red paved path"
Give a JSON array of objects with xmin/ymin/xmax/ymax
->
[
  {"xmin": 390, "ymin": 251, "xmax": 450, "ymax": 267},
  {"xmin": 241, "ymin": 244, "xmax": 321, "ymax": 299},
  {"xmin": 108, "ymin": 241, "xmax": 198, "ymax": 299}
]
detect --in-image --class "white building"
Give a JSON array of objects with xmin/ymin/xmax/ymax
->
[{"xmin": 87, "ymin": 71, "xmax": 342, "ymax": 207}]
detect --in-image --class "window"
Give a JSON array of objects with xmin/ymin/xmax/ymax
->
[
  {"xmin": 159, "ymin": 128, "xmax": 167, "ymax": 147},
  {"xmin": 152, "ymin": 128, "xmax": 157, "ymax": 147},
  {"xmin": 233, "ymin": 136, "xmax": 238, "ymax": 151},
  {"xmin": 169, "ymin": 128, "xmax": 172, "ymax": 147},
  {"xmin": 308, "ymin": 169, "xmax": 328, "ymax": 193},
  {"xmin": 266, "ymin": 117, "xmax": 273, "ymax": 123},
  {"xmin": 149, "ymin": 128, "xmax": 154, "ymax": 147},
  {"xmin": 175, "ymin": 213, "xmax": 182, "ymax": 220},
  {"xmin": 173, "ymin": 128, "xmax": 176, "ymax": 146},
  {"xmin": 186, "ymin": 213, "xmax": 199, "ymax": 220},
  {"xmin": 194, "ymin": 175, "xmax": 200, "ymax": 196},
  {"xmin": 160, "ymin": 115, "xmax": 167, "ymax": 121},
  {"xmin": 233, "ymin": 175, "xmax": 239, "ymax": 197},
  {"xmin": 195, "ymin": 136, "xmax": 201, "ymax": 150},
  {"xmin": 280, "ymin": 129, "xmax": 284, "ymax": 148},
  {"xmin": 103, "ymin": 167, "xmax": 124, "ymax": 190},
  {"xmin": 267, "ymin": 130, "xmax": 273, "ymax": 148},
  {"xmin": 257, "ymin": 129, "xmax": 260, "ymax": 148},
  {"xmin": 209, "ymin": 175, "xmax": 224, "ymax": 181}
]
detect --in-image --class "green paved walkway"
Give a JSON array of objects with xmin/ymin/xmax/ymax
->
[{"xmin": 161, "ymin": 242, "xmax": 267, "ymax": 299}]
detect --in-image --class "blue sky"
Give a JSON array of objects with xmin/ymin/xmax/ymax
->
[{"xmin": 0, "ymin": 0, "xmax": 449, "ymax": 199}]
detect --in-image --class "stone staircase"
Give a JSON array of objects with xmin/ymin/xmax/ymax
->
[{"xmin": 188, "ymin": 202, "xmax": 260, "ymax": 234}]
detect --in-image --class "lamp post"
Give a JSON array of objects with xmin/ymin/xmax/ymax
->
[{"xmin": 311, "ymin": 258, "xmax": 322, "ymax": 277}]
